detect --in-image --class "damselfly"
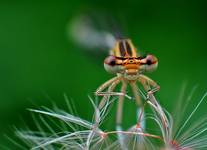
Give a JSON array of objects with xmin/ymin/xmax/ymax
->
[
  {"xmin": 95, "ymin": 38, "xmax": 160, "ymax": 126},
  {"xmin": 69, "ymin": 15, "xmax": 160, "ymax": 128}
]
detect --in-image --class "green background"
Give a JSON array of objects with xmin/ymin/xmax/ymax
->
[{"xmin": 0, "ymin": 0, "xmax": 206, "ymax": 148}]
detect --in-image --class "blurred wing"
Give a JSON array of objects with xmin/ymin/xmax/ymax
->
[{"xmin": 68, "ymin": 15, "xmax": 116, "ymax": 52}]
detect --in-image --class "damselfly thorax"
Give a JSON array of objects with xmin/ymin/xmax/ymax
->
[{"xmin": 95, "ymin": 38, "xmax": 160, "ymax": 126}]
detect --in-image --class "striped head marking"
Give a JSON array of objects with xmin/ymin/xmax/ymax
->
[{"xmin": 110, "ymin": 39, "xmax": 138, "ymax": 58}]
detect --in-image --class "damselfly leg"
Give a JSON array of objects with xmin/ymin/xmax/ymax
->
[
  {"xmin": 138, "ymin": 74, "xmax": 160, "ymax": 99},
  {"xmin": 95, "ymin": 77, "xmax": 132, "ymax": 109},
  {"xmin": 96, "ymin": 75, "xmax": 159, "ymax": 128}
]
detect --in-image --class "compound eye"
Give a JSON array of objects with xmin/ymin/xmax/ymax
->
[
  {"xmin": 146, "ymin": 55, "xmax": 154, "ymax": 65},
  {"xmin": 104, "ymin": 55, "xmax": 123, "ymax": 74},
  {"xmin": 140, "ymin": 54, "xmax": 158, "ymax": 73},
  {"xmin": 104, "ymin": 55, "xmax": 116, "ymax": 66}
]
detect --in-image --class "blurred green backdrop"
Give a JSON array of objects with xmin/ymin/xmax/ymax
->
[{"xmin": 0, "ymin": 0, "xmax": 207, "ymax": 148}]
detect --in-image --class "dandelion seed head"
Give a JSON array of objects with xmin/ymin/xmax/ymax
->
[{"xmin": 10, "ymin": 89, "xmax": 207, "ymax": 150}]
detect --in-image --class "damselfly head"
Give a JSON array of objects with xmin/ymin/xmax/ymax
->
[
  {"xmin": 104, "ymin": 55, "xmax": 125, "ymax": 74},
  {"xmin": 104, "ymin": 39, "xmax": 158, "ymax": 77}
]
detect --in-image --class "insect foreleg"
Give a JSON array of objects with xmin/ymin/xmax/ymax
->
[
  {"xmin": 95, "ymin": 76, "xmax": 121, "ymax": 96},
  {"xmin": 130, "ymin": 81, "xmax": 142, "ymax": 106},
  {"xmin": 138, "ymin": 74, "xmax": 160, "ymax": 98},
  {"xmin": 116, "ymin": 81, "xmax": 127, "ymax": 125},
  {"xmin": 95, "ymin": 77, "xmax": 132, "ymax": 109},
  {"xmin": 98, "ymin": 79, "xmax": 121, "ymax": 109}
]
